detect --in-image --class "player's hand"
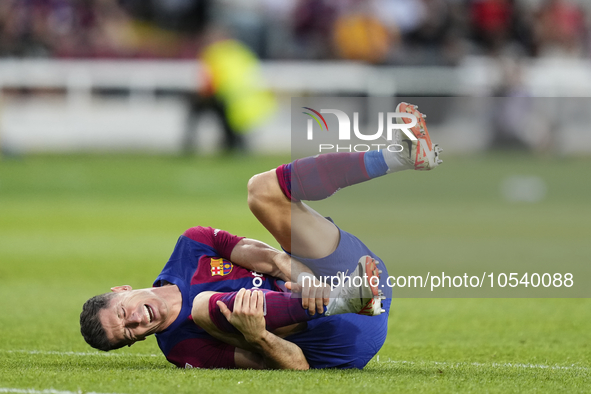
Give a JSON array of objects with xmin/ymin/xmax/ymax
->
[
  {"xmin": 285, "ymin": 272, "xmax": 330, "ymax": 316},
  {"xmin": 217, "ymin": 288, "xmax": 266, "ymax": 343}
]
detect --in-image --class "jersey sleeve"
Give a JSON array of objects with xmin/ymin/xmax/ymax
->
[
  {"xmin": 183, "ymin": 226, "xmax": 244, "ymax": 260},
  {"xmin": 166, "ymin": 337, "xmax": 236, "ymax": 369}
]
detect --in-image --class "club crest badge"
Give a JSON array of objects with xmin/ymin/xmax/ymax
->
[{"xmin": 210, "ymin": 258, "xmax": 233, "ymax": 276}]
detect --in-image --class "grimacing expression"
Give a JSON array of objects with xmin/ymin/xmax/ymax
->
[{"xmin": 99, "ymin": 286, "xmax": 170, "ymax": 347}]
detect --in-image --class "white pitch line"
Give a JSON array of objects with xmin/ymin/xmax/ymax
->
[
  {"xmin": 1, "ymin": 350, "xmax": 159, "ymax": 357},
  {"xmin": 4, "ymin": 349, "xmax": 589, "ymax": 372},
  {"xmin": 0, "ymin": 389, "xmax": 124, "ymax": 394},
  {"xmin": 376, "ymin": 359, "xmax": 590, "ymax": 372}
]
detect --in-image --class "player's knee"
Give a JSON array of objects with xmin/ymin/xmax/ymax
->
[
  {"xmin": 247, "ymin": 172, "xmax": 268, "ymax": 203},
  {"xmin": 247, "ymin": 170, "xmax": 280, "ymax": 213}
]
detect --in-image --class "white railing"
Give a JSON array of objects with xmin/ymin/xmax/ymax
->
[
  {"xmin": 1, "ymin": 57, "xmax": 590, "ymax": 96},
  {"xmin": 1, "ymin": 57, "xmax": 590, "ymax": 154}
]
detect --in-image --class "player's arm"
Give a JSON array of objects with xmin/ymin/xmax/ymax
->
[
  {"xmin": 230, "ymin": 238, "xmax": 314, "ymax": 284},
  {"xmin": 229, "ymin": 238, "xmax": 290, "ymax": 281},
  {"xmin": 230, "ymin": 240, "xmax": 329, "ymax": 315},
  {"xmin": 217, "ymin": 289, "xmax": 310, "ymax": 370},
  {"xmin": 184, "ymin": 227, "xmax": 294, "ymax": 281},
  {"xmin": 185, "ymin": 226, "xmax": 316, "ymax": 293}
]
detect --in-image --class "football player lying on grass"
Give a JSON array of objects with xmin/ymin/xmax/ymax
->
[{"xmin": 80, "ymin": 102, "xmax": 441, "ymax": 369}]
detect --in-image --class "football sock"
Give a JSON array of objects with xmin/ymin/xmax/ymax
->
[
  {"xmin": 275, "ymin": 151, "xmax": 408, "ymax": 202},
  {"xmin": 208, "ymin": 290, "xmax": 323, "ymax": 333}
]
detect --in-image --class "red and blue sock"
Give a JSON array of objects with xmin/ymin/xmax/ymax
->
[
  {"xmin": 208, "ymin": 289, "xmax": 322, "ymax": 333},
  {"xmin": 275, "ymin": 151, "xmax": 390, "ymax": 202}
]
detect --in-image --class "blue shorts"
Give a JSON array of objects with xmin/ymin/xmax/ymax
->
[{"xmin": 285, "ymin": 225, "xmax": 392, "ymax": 369}]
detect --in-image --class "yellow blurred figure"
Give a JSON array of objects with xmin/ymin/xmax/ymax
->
[{"xmin": 200, "ymin": 39, "xmax": 276, "ymax": 134}]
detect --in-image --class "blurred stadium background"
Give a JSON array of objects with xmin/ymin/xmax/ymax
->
[
  {"xmin": 1, "ymin": 0, "xmax": 591, "ymax": 154},
  {"xmin": 1, "ymin": 1, "xmax": 591, "ymax": 393}
]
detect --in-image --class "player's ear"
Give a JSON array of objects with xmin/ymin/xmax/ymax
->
[{"xmin": 111, "ymin": 285, "xmax": 133, "ymax": 293}]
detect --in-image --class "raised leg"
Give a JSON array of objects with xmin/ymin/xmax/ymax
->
[
  {"xmin": 247, "ymin": 169, "xmax": 339, "ymax": 259},
  {"xmin": 248, "ymin": 104, "xmax": 442, "ymax": 259}
]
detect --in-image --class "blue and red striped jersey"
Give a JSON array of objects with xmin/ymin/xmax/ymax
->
[{"xmin": 153, "ymin": 226, "xmax": 279, "ymax": 369}]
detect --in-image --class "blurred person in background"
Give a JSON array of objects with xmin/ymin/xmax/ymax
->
[
  {"xmin": 489, "ymin": 56, "xmax": 556, "ymax": 152},
  {"xmin": 470, "ymin": 0, "xmax": 513, "ymax": 54},
  {"xmin": 469, "ymin": 0, "xmax": 535, "ymax": 57},
  {"xmin": 368, "ymin": 0, "xmax": 427, "ymax": 63},
  {"xmin": 258, "ymin": 0, "xmax": 298, "ymax": 59},
  {"xmin": 533, "ymin": 0, "xmax": 587, "ymax": 58},
  {"xmin": 0, "ymin": 0, "xmax": 56, "ymax": 57},
  {"xmin": 490, "ymin": 56, "xmax": 533, "ymax": 150},
  {"xmin": 403, "ymin": 0, "xmax": 468, "ymax": 65},
  {"xmin": 292, "ymin": 0, "xmax": 338, "ymax": 60},
  {"xmin": 117, "ymin": 0, "xmax": 210, "ymax": 57},
  {"xmin": 183, "ymin": 31, "xmax": 276, "ymax": 153},
  {"xmin": 332, "ymin": 0, "xmax": 397, "ymax": 64}
]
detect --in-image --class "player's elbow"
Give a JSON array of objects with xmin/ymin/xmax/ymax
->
[
  {"xmin": 294, "ymin": 360, "xmax": 310, "ymax": 371},
  {"xmin": 267, "ymin": 357, "xmax": 309, "ymax": 370},
  {"xmin": 191, "ymin": 291, "xmax": 216, "ymax": 328}
]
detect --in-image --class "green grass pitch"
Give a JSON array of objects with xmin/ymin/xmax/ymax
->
[{"xmin": 0, "ymin": 153, "xmax": 590, "ymax": 393}]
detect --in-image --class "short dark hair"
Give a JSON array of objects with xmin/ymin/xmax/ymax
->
[{"xmin": 80, "ymin": 293, "xmax": 124, "ymax": 351}]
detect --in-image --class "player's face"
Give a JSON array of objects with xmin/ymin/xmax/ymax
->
[{"xmin": 99, "ymin": 286, "xmax": 170, "ymax": 348}]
